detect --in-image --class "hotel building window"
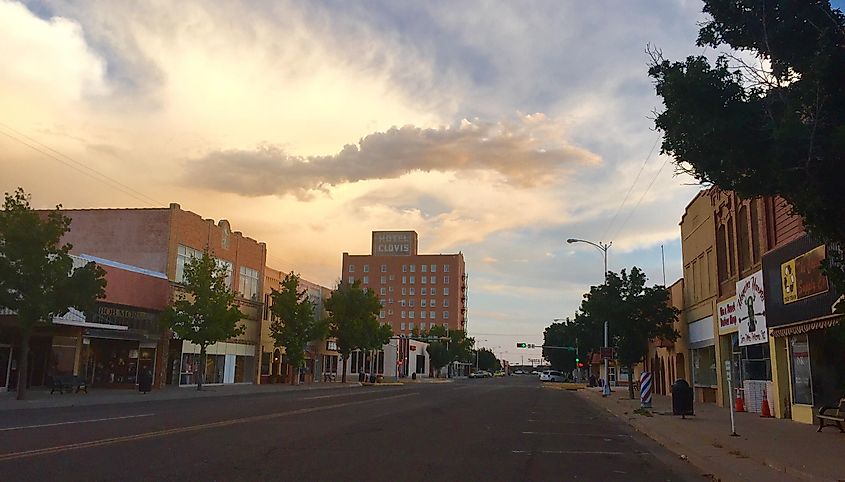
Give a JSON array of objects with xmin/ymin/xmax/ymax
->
[
  {"xmin": 430, "ymin": 299, "xmax": 436, "ymax": 307},
  {"xmin": 363, "ymin": 276, "xmax": 369, "ymax": 284},
  {"xmin": 429, "ymin": 311, "xmax": 435, "ymax": 319},
  {"xmin": 401, "ymin": 322, "xmax": 406, "ymax": 331},
  {"xmin": 402, "ymin": 265, "xmax": 407, "ymax": 272},
  {"xmin": 409, "ymin": 311, "xmax": 415, "ymax": 318},
  {"xmin": 421, "ymin": 322, "xmax": 427, "ymax": 330},
  {"xmin": 349, "ymin": 265, "xmax": 355, "ymax": 272},
  {"xmin": 443, "ymin": 287, "xmax": 449, "ymax": 296},
  {"xmin": 410, "ymin": 288, "xmax": 415, "ymax": 295},
  {"xmin": 421, "ymin": 264, "xmax": 427, "ymax": 273},
  {"xmin": 444, "ymin": 322, "xmax": 449, "ymax": 330},
  {"xmin": 380, "ymin": 287, "xmax": 386, "ymax": 295},
  {"xmin": 421, "ymin": 311, "xmax": 427, "ymax": 319},
  {"xmin": 402, "ymin": 276, "xmax": 407, "ymax": 284},
  {"xmin": 379, "ymin": 310, "xmax": 385, "ymax": 319},
  {"xmin": 401, "ymin": 311, "xmax": 406, "ymax": 319},
  {"xmin": 363, "ymin": 264, "xmax": 369, "ymax": 272},
  {"xmin": 421, "ymin": 288, "xmax": 427, "ymax": 295},
  {"xmin": 400, "ymin": 300, "xmax": 406, "ymax": 307},
  {"xmin": 410, "ymin": 276, "xmax": 415, "ymax": 284},
  {"xmin": 410, "ymin": 265, "xmax": 416, "ymax": 272},
  {"xmin": 431, "ymin": 264, "xmax": 436, "ymax": 272},
  {"xmin": 402, "ymin": 287, "xmax": 407, "ymax": 295},
  {"xmin": 444, "ymin": 275, "xmax": 450, "ymax": 284},
  {"xmin": 389, "ymin": 275, "xmax": 395, "ymax": 280},
  {"xmin": 409, "ymin": 322, "xmax": 414, "ymax": 331},
  {"xmin": 443, "ymin": 264, "xmax": 450, "ymax": 272},
  {"xmin": 430, "ymin": 276, "xmax": 436, "ymax": 285},
  {"xmin": 348, "ymin": 276, "xmax": 355, "ymax": 284},
  {"xmin": 389, "ymin": 286, "xmax": 394, "ymax": 292},
  {"xmin": 421, "ymin": 300, "xmax": 427, "ymax": 308},
  {"xmin": 380, "ymin": 276, "xmax": 386, "ymax": 284},
  {"xmin": 443, "ymin": 299, "xmax": 449, "ymax": 307},
  {"xmin": 409, "ymin": 300, "xmax": 415, "ymax": 307},
  {"xmin": 430, "ymin": 287, "xmax": 437, "ymax": 295},
  {"xmin": 381, "ymin": 264, "xmax": 387, "ymax": 272},
  {"xmin": 421, "ymin": 276, "xmax": 427, "ymax": 284},
  {"xmin": 443, "ymin": 311, "xmax": 449, "ymax": 319}
]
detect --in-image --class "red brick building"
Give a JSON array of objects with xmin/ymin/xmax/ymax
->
[
  {"xmin": 55, "ymin": 203, "xmax": 267, "ymax": 387},
  {"xmin": 341, "ymin": 231, "xmax": 467, "ymax": 337}
]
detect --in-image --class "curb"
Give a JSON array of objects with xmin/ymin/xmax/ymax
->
[{"xmin": 361, "ymin": 382, "xmax": 404, "ymax": 387}]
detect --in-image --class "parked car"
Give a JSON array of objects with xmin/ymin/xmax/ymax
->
[
  {"xmin": 539, "ymin": 370, "xmax": 566, "ymax": 382},
  {"xmin": 513, "ymin": 369, "xmax": 525, "ymax": 375},
  {"xmin": 493, "ymin": 370, "xmax": 506, "ymax": 377},
  {"xmin": 469, "ymin": 370, "xmax": 492, "ymax": 379}
]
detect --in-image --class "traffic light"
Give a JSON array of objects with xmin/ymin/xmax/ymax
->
[
  {"xmin": 577, "ymin": 362, "xmax": 584, "ymax": 368},
  {"xmin": 516, "ymin": 343, "xmax": 527, "ymax": 348},
  {"xmin": 575, "ymin": 357, "xmax": 580, "ymax": 363}
]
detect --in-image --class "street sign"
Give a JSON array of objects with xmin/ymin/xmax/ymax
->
[
  {"xmin": 724, "ymin": 361, "xmax": 732, "ymax": 383},
  {"xmin": 528, "ymin": 343, "xmax": 535, "ymax": 349},
  {"xmin": 600, "ymin": 347, "xmax": 613, "ymax": 359}
]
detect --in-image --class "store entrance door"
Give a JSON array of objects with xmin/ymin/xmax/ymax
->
[{"xmin": 0, "ymin": 345, "xmax": 11, "ymax": 392}]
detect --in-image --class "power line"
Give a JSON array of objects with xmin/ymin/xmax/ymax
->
[
  {"xmin": 612, "ymin": 156, "xmax": 671, "ymax": 240},
  {"xmin": 601, "ymin": 135, "xmax": 661, "ymax": 240},
  {"xmin": 0, "ymin": 122, "xmax": 162, "ymax": 206}
]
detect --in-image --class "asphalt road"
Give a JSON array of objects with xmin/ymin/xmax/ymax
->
[{"xmin": 0, "ymin": 376, "xmax": 702, "ymax": 481}]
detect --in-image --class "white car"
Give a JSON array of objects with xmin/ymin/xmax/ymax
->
[{"xmin": 539, "ymin": 370, "xmax": 566, "ymax": 382}]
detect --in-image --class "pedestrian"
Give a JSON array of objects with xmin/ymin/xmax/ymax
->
[{"xmin": 589, "ymin": 374, "xmax": 596, "ymax": 387}]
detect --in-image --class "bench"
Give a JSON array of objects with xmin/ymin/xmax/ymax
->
[
  {"xmin": 49, "ymin": 375, "xmax": 88, "ymax": 394},
  {"xmin": 817, "ymin": 398, "xmax": 844, "ymax": 433}
]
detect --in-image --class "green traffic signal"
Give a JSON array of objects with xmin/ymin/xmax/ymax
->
[{"xmin": 516, "ymin": 342, "xmax": 527, "ymax": 348}]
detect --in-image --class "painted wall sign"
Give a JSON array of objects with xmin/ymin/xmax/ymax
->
[
  {"xmin": 781, "ymin": 245, "xmax": 828, "ymax": 304},
  {"xmin": 372, "ymin": 231, "xmax": 415, "ymax": 256},
  {"xmin": 736, "ymin": 271, "xmax": 768, "ymax": 346},
  {"xmin": 717, "ymin": 297, "xmax": 738, "ymax": 335}
]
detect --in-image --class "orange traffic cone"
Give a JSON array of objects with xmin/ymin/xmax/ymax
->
[
  {"xmin": 760, "ymin": 387, "xmax": 773, "ymax": 418},
  {"xmin": 735, "ymin": 389, "xmax": 745, "ymax": 412}
]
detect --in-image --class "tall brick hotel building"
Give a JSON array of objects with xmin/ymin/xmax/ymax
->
[{"xmin": 341, "ymin": 231, "xmax": 467, "ymax": 337}]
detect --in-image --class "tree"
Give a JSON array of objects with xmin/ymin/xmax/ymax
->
[
  {"xmin": 475, "ymin": 348, "xmax": 501, "ymax": 372},
  {"xmin": 542, "ymin": 320, "xmax": 578, "ymax": 374},
  {"xmin": 269, "ymin": 272, "xmax": 328, "ymax": 385},
  {"xmin": 163, "ymin": 250, "xmax": 244, "ymax": 391},
  {"xmin": 423, "ymin": 325, "xmax": 473, "ymax": 377},
  {"xmin": 324, "ymin": 280, "xmax": 382, "ymax": 383},
  {"xmin": 575, "ymin": 268, "xmax": 679, "ymax": 399},
  {"xmin": 0, "ymin": 188, "xmax": 107, "ymax": 400},
  {"xmin": 648, "ymin": 0, "xmax": 845, "ymax": 299}
]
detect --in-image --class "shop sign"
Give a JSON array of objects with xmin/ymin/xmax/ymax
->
[
  {"xmin": 736, "ymin": 271, "xmax": 768, "ymax": 346},
  {"xmin": 781, "ymin": 245, "xmax": 828, "ymax": 304},
  {"xmin": 717, "ymin": 297, "xmax": 738, "ymax": 335}
]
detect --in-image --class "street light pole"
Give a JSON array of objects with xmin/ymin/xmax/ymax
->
[{"xmin": 567, "ymin": 238, "xmax": 612, "ymax": 397}]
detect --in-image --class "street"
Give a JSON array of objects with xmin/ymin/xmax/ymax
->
[{"xmin": 0, "ymin": 376, "xmax": 700, "ymax": 481}]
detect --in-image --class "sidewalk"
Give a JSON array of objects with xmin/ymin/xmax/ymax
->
[
  {"xmin": 577, "ymin": 387, "xmax": 845, "ymax": 482},
  {"xmin": 0, "ymin": 381, "xmax": 364, "ymax": 412}
]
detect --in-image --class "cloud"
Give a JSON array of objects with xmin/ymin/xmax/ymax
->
[{"xmin": 184, "ymin": 114, "xmax": 600, "ymax": 198}]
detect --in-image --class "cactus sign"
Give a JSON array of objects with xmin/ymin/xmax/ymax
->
[{"xmin": 736, "ymin": 270, "xmax": 768, "ymax": 346}]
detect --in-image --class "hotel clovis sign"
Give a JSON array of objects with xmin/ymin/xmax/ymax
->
[{"xmin": 736, "ymin": 270, "xmax": 768, "ymax": 346}]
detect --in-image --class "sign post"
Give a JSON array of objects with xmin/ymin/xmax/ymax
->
[{"xmin": 726, "ymin": 360, "xmax": 738, "ymax": 437}]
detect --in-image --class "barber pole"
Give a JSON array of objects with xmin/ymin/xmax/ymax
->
[{"xmin": 640, "ymin": 371, "xmax": 653, "ymax": 409}]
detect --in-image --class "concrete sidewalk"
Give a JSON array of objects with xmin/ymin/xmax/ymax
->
[
  {"xmin": 577, "ymin": 387, "xmax": 845, "ymax": 482},
  {"xmin": 0, "ymin": 381, "xmax": 364, "ymax": 412}
]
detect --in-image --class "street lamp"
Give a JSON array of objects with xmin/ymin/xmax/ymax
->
[{"xmin": 567, "ymin": 237, "xmax": 612, "ymax": 397}]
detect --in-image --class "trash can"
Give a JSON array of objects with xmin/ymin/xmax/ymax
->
[
  {"xmin": 138, "ymin": 369, "xmax": 153, "ymax": 394},
  {"xmin": 412, "ymin": 372, "xmax": 417, "ymax": 380},
  {"xmin": 671, "ymin": 379, "xmax": 694, "ymax": 418}
]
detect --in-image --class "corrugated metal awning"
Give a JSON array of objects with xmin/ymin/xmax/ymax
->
[{"xmin": 768, "ymin": 315, "xmax": 841, "ymax": 337}]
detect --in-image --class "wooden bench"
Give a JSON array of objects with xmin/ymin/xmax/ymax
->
[
  {"xmin": 49, "ymin": 375, "xmax": 88, "ymax": 394},
  {"xmin": 817, "ymin": 398, "xmax": 844, "ymax": 433}
]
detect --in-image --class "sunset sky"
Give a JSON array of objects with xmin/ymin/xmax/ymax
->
[{"xmin": 3, "ymin": 0, "xmax": 809, "ymax": 363}]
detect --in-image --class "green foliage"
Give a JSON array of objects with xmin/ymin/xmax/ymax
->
[
  {"xmin": 163, "ymin": 249, "xmax": 244, "ymax": 389},
  {"xmin": 269, "ymin": 272, "xmax": 328, "ymax": 379},
  {"xmin": 543, "ymin": 320, "xmax": 577, "ymax": 373},
  {"xmin": 648, "ymin": 0, "xmax": 845, "ymax": 301},
  {"xmin": 325, "ymin": 280, "xmax": 386, "ymax": 382},
  {"xmin": 0, "ymin": 188, "xmax": 107, "ymax": 399},
  {"xmin": 552, "ymin": 267, "xmax": 679, "ymax": 398},
  {"xmin": 423, "ymin": 325, "xmax": 473, "ymax": 376},
  {"xmin": 475, "ymin": 348, "xmax": 501, "ymax": 372}
]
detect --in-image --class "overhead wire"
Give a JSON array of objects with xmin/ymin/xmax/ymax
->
[
  {"xmin": 612, "ymin": 155, "xmax": 671, "ymax": 240},
  {"xmin": 600, "ymin": 134, "xmax": 661, "ymax": 240},
  {"xmin": 0, "ymin": 122, "xmax": 162, "ymax": 206}
]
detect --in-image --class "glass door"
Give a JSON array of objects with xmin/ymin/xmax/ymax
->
[{"xmin": 0, "ymin": 345, "xmax": 10, "ymax": 391}]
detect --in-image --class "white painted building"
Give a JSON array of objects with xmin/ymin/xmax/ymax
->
[{"xmin": 335, "ymin": 338, "xmax": 430, "ymax": 381}]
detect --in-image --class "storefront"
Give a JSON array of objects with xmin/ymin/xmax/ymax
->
[
  {"xmin": 762, "ymin": 236, "xmax": 843, "ymax": 423},
  {"xmin": 689, "ymin": 315, "xmax": 718, "ymax": 403},
  {"xmin": 716, "ymin": 297, "xmax": 738, "ymax": 407},
  {"xmin": 170, "ymin": 340, "xmax": 256, "ymax": 386},
  {"xmin": 735, "ymin": 270, "xmax": 772, "ymax": 413}
]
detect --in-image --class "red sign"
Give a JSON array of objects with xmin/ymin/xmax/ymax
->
[
  {"xmin": 410, "ymin": 345, "xmax": 416, "ymax": 351},
  {"xmin": 600, "ymin": 347, "xmax": 614, "ymax": 359}
]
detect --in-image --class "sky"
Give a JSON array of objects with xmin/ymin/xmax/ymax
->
[{"xmin": 0, "ymin": 0, "xmax": 787, "ymax": 363}]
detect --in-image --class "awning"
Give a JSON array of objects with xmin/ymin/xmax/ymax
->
[
  {"xmin": 768, "ymin": 315, "xmax": 841, "ymax": 338},
  {"xmin": 84, "ymin": 328, "xmax": 159, "ymax": 343}
]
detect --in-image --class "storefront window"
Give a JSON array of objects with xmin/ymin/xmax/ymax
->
[
  {"xmin": 789, "ymin": 334, "xmax": 813, "ymax": 405},
  {"xmin": 180, "ymin": 353, "xmax": 200, "ymax": 385},
  {"xmin": 235, "ymin": 355, "xmax": 255, "ymax": 383},
  {"xmin": 692, "ymin": 346, "xmax": 717, "ymax": 386},
  {"xmin": 50, "ymin": 336, "xmax": 78, "ymax": 376},
  {"xmin": 261, "ymin": 352, "xmax": 271, "ymax": 376},
  {"xmin": 205, "ymin": 355, "xmax": 225, "ymax": 384},
  {"xmin": 741, "ymin": 342, "xmax": 771, "ymax": 381}
]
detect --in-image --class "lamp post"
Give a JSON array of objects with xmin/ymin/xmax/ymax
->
[{"xmin": 567, "ymin": 238, "xmax": 612, "ymax": 397}]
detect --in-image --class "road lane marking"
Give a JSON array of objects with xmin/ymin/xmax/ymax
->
[
  {"xmin": 301, "ymin": 389, "xmax": 404, "ymax": 400},
  {"xmin": 0, "ymin": 392, "xmax": 417, "ymax": 462},
  {"xmin": 0, "ymin": 414, "xmax": 155, "ymax": 432},
  {"xmin": 521, "ymin": 431, "xmax": 631, "ymax": 437},
  {"xmin": 512, "ymin": 450, "xmax": 626, "ymax": 455}
]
